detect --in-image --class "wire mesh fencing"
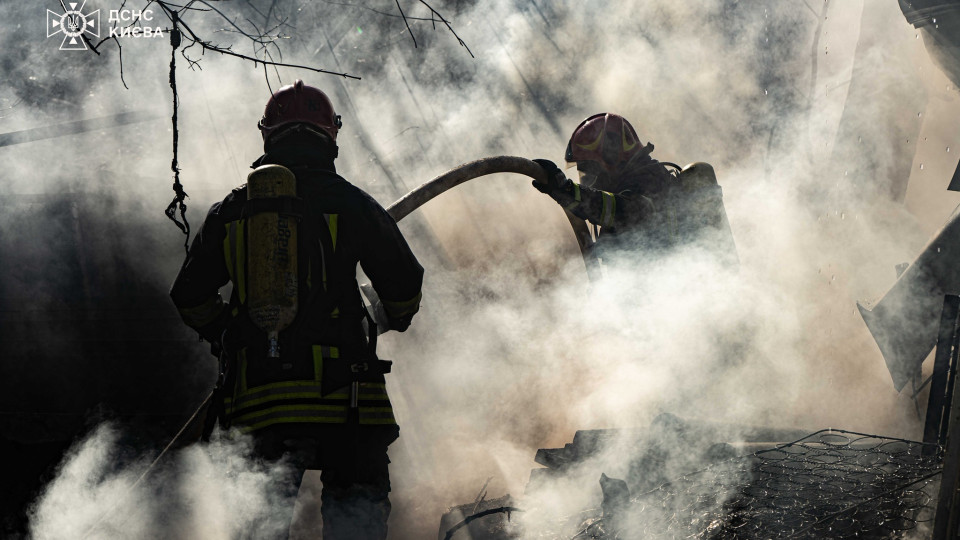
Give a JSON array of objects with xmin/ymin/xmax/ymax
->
[{"xmin": 573, "ymin": 429, "xmax": 941, "ymax": 539}]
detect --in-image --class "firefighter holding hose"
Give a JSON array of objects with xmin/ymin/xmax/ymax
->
[
  {"xmin": 532, "ymin": 113, "xmax": 738, "ymax": 269},
  {"xmin": 170, "ymin": 80, "xmax": 423, "ymax": 539}
]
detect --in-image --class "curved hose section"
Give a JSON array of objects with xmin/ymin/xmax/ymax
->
[{"xmin": 387, "ymin": 156, "xmax": 600, "ymax": 280}]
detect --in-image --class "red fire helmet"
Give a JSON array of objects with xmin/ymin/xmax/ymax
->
[
  {"xmin": 258, "ymin": 80, "xmax": 342, "ymax": 143},
  {"xmin": 564, "ymin": 113, "xmax": 647, "ymax": 172}
]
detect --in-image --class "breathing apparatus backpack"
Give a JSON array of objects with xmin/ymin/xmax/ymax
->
[
  {"xmin": 244, "ymin": 164, "xmax": 301, "ymax": 362},
  {"xmin": 674, "ymin": 162, "xmax": 739, "ymax": 267}
]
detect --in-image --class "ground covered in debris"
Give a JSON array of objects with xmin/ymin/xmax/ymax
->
[{"xmin": 440, "ymin": 427, "xmax": 941, "ymax": 539}]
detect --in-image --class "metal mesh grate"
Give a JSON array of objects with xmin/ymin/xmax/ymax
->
[{"xmin": 576, "ymin": 430, "xmax": 942, "ymax": 539}]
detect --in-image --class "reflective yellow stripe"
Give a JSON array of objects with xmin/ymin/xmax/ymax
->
[
  {"xmin": 237, "ymin": 404, "xmax": 348, "ymax": 420},
  {"xmin": 234, "ymin": 346, "xmax": 337, "ymax": 397},
  {"xmin": 565, "ymin": 183, "xmax": 582, "ymax": 211},
  {"xmin": 236, "ymin": 219, "xmax": 246, "ymax": 304},
  {"xmin": 600, "ymin": 192, "xmax": 616, "ymax": 228},
  {"xmin": 234, "ymin": 404, "xmax": 350, "ymax": 432},
  {"xmin": 382, "ymin": 291, "xmax": 422, "ymax": 318},
  {"xmin": 239, "ymin": 417, "xmax": 348, "ymax": 433},
  {"xmin": 319, "ymin": 345, "xmax": 340, "ymax": 359},
  {"xmin": 324, "ymin": 213, "xmax": 339, "ymax": 251},
  {"xmin": 226, "ymin": 387, "xmax": 388, "ymax": 412},
  {"xmin": 359, "ymin": 406, "xmax": 396, "ymax": 425},
  {"xmin": 228, "ymin": 381, "xmax": 339, "ymax": 402},
  {"xmin": 223, "ymin": 220, "xmax": 247, "ymax": 304},
  {"xmin": 225, "ymin": 341, "xmax": 397, "ymax": 430},
  {"xmin": 238, "ymin": 416, "xmax": 348, "ymax": 433},
  {"xmin": 231, "ymin": 391, "xmax": 345, "ymax": 411},
  {"xmin": 223, "ymin": 222, "xmax": 236, "ymax": 283},
  {"xmin": 318, "ymin": 229, "xmax": 328, "ymax": 292},
  {"xmin": 229, "ymin": 384, "xmax": 350, "ymax": 407},
  {"xmin": 177, "ymin": 294, "xmax": 224, "ymax": 327}
]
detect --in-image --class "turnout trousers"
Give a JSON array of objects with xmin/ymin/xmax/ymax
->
[{"xmin": 252, "ymin": 423, "xmax": 400, "ymax": 540}]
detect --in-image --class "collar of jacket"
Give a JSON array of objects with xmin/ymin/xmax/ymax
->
[
  {"xmin": 615, "ymin": 158, "xmax": 674, "ymax": 197},
  {"xmin": 251, "ymin": 152, "xmax": 337, "ymax": 173}
]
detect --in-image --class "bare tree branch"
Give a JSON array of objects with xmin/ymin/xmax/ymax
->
[
  {"xmin": 72, "ymin": 0, "xmax": 474, "ymax": 248},
  {"xmin": 318, "ymin": 0, "xmax": 472, "ymax": 56},
  {"xmin": 152, "ymin": 1, "xmax": 360, "ymax": 79},
  {"xmin": 319, "ymin": 0, "xmax": 435, "ymax": 22},
  {"xmin": 416, "ymin": 0, "xmax": 474, "ymax": 58}
]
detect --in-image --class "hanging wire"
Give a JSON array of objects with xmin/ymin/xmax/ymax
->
[{"xmin": 164, "ymin": 12, "xmax": 190, "ymax": 255}]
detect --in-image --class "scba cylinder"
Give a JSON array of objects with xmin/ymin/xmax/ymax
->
[{"xmin": 246, "ymin": 164, "xmax": 299, "ymax": 358}]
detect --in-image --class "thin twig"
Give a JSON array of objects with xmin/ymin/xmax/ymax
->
[
  {"xmin": 416, "ymin": 0, "xmax": 474, "ymax": 58},
  {"xmin": 320, "ymin": 0, "xmax": 435, "ymax": 21},
  {"xmin": 396, "ymin": 0, "xmax": 417, "ymax": 48},
  {"xmin": 155, "ymin": 1, "xmax": 359, "ymax": 79}
]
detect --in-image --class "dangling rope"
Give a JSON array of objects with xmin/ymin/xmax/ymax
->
[{"xmin": 164, "ymin": 13, "xmax": 190, "ymax": 255}]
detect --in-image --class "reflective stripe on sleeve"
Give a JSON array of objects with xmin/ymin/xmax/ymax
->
[
  {"xmin": 599, "ymin": 192, "xmax": 616, "ymax": 228},
  {"xmin": 177, "ymin": 294, "xmax": 224, "ymax": 328},
  {"xmin": 382, "ymin": 291, "xmax": 422, "ymax": 319},
  {"xmin": 564, "ymin": 183, "xmax": 582, "ymax": 211}
]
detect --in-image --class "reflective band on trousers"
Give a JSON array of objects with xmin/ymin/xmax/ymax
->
[{"xmin": 225, "ymin": 345, "xmax": 396, "ymax": 432}]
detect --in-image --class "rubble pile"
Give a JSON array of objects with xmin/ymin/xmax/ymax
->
[
  {"xmin": 583, "ymin": 430, "xmax": 940, "ymax": 539},
  {"xmin": 440, "ymin": 423, "xmax": 942, "ymax": 539}
]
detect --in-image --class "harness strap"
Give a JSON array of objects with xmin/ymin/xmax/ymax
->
[{"xmin": 241, "ymin": 196, "xmax": 305, "ymax": 220}]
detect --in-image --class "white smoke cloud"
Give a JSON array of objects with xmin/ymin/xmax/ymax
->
[
  {"xmin": 6, "ymin": 0, "xmax": 960, "ymax": 537},
  {"xmin": 29, "ymin": 424, "xmax": 298, "ymax": 540}
]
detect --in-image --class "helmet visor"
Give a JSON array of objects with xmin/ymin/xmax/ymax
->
[
  {"xmin": 578, "ymin": 169, "xmax": 598, "ymax": 188},
  {"xmin": 576, "ymin": 161, "xmax": 604, "ymax": 189}
]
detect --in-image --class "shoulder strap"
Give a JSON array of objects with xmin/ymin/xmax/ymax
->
[{"xmin": 241, "ymin": 197, "xmax": 305, "ymax": 220}]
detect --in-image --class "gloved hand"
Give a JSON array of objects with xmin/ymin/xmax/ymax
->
[{"xmin": 532, "ymin": 159, "xmax": 571, "ymax": 194}]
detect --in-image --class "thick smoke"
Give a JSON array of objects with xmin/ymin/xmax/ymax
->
[
  {"xmin": 29, "ymin": 424, "xmax": 298, "ymax": 539},
  {"xmin": 3, "ymin": 0, "xmax": 959, "ymax": 538}
]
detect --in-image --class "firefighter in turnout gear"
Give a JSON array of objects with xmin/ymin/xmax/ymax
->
[
  {"xmin": 170, "ymin": 80, "xmax": 423, "ymax": 539},
  {"xmin": 533, "ymin": 113, "xmax": 738, "ymax": 268}
]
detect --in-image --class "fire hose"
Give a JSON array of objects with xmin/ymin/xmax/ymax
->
[
  {"xmin": 386, "ymin": 155, "xmax": 598, "ymax": 281},
  {"xmin": 82, "ymin": 156, "xmax": 596, "ymax": 537}
]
